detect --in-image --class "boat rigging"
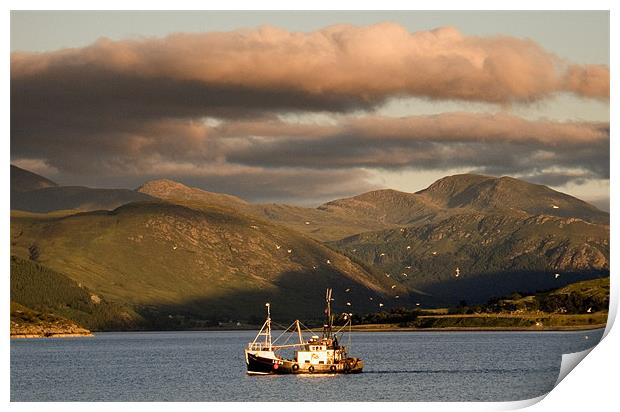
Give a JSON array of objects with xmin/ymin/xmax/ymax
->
[{"xmin": 244, "ymin": 288, "xmax": 364, "ymax": 375}]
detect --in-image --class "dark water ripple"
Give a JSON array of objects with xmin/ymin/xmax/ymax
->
[{"xmin": 10, "ymin": 329, "xmax": 603, "ymax": 401}]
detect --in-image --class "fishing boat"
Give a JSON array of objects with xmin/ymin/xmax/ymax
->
[{"xmin": 244, "ymin": 288, "xmax": 364, "ymax": 375}]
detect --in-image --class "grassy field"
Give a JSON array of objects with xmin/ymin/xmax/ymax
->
[
  {"xmin": 485, "ymin": 277, "xmax": 610, "ymax": 314},
  {"xmin": 412, "ymin": 312, "xmax": 607, "ymax": 330}
]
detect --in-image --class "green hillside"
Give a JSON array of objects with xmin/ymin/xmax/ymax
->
[
  {"xmin": 317, "ymin": 188, "xmax": 443, "ymax": 225},
  {"xmin": 485, "ymin": 277, "xmax": 611, "ymax": 314},
  {"xmin": 10, "ymin": 255, "xmax": 141, "ymax": 330},
  {"xmin": 11, "ymin": 301, "xmax": 92, "ymax": 338},
  {"xmin": 330, "ymin": 211, "xmax": 609, "ymax": 304},
  {"xmin": 10, "ymin": 169, "xmax": 610, "ymax": 325},
  {"xmin": 137, "ymin": 179, "xmax": 397, "ymax": 242},
  {"xmin": 553, "ymin": 276, "xmax": 610, "ymax": 299},
  {"xmin": 136, "ymin": 174, "xmax": 610, "ymax": 306},
  {"xmin": 353, "ymin": 277, "xmax": 610, "ymax": 331},
  {"xmin": 139, "ymin": 174, "xmax": 609, "ymax": 243},
  {"xmin": 10, "ymin": 201, "xmax": 388, "ymax": 325},
  {"xmin": 416, "ymin": 174, "xmax": 609, "ymax": 224}
]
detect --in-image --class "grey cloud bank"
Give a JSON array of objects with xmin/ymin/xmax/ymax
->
[{"xmin": 10, "ymin": 22, "xmax": 609, "ymax": 204}]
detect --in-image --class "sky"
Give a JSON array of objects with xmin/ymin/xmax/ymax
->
[{"xmin": 10, "ymin": 11, "xmax": 610, "ymax": 209}]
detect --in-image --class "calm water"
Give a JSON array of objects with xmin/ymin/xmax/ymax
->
[{"xmin": 11, "ymin": 329, "xmax": 603, "ymax": 402}]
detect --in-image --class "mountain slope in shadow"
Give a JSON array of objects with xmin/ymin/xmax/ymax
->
[
  {"xmin": 11, "ymin": 201, "xmax": 388, "ymax": 321},
  {"xmin": 11, "ymin": 165, "xmax": 58, "ymax": 192}
]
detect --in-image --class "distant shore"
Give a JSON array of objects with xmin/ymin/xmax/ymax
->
[
  {"xmin": 11, "ymin": 332, "xmax": 93, "ymax": 339},
  {"xmin": 10, "ymin": 315, "xmax": 93, "ymax": 339},
  {"xmin": 11, "ymin": 311, "xmax": 607, "ymax": 338},
  {"xmin": 346, "ymin": 324, "xmax": 607, "ymax": 333},
  {"xmin": 11, "ymin": 325, "xmax": 605, "ymax": 338}
]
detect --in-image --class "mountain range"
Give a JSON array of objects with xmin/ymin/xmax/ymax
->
[
  {"xmin": 11, "ymin": 165, "xmax": 155, "ymax": 213},
  {"xmin": 10, "ymin": 165, "xmax": 609, "ymax": 328}
]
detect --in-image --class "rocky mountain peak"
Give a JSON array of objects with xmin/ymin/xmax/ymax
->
[
  {"xmin": 136, "ymin": 179, "xmax": 193, "ymax": 197},
  {"xmin": 137, "ymin": 178, "xmax": 249, "ymax": 207}
]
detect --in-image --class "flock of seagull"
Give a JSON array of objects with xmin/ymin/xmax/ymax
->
[{"xmin": 173, "ymin": 213, "xmax": 570, "ymax": 312}]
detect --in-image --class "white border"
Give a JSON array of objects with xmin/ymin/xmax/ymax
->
[
  {"xmin": 2, "ymin": 0, "xmax": 617, "ymax": 11},
  {"xmin": 4, "ymin": 1, "xmax": 616, "ymax": 411}
]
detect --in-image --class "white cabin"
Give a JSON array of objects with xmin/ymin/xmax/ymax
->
[{"xmin": 294, "ymin": 335, "xmax": 345, "ymax": 365}]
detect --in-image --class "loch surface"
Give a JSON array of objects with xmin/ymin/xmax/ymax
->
[{"xmin": 10, "ymin": 329, "xmax": 603, "ymax": 401}]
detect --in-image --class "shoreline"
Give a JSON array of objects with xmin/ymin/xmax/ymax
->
[
  {"xmin": 11, "ymin": 332, "xmax": 93, "ymax": 339},
  {"xmin": 345, "ymin": 324, "xmax": 607, "ymax": 332},
  {"xmin": 11, "ymin": 324, "xmax": 605, "ymax": 338}
]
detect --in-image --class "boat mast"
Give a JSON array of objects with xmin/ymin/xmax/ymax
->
[
  {"xmin": 296, "ymin": 319, "xmax": 303, "ymax": 345},
  {"xmin": 265, "ymin": 303, "xmax": 272, "ymax": 350},
  {"xmin": 248, "ymin": 302, "xmax": 273, "ymax": 351},
  {"xmin": 323, "ymin": 288, "xmax": 333, "ymax": 339}
]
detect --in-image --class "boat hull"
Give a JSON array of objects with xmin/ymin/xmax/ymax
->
[{"xmin": 246, "ymin": 352, "xmax": 363, "ymax": 375}]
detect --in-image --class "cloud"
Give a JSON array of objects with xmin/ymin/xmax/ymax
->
[
  {"xmin": 11, "ymin": 24, "xmax": 608, "ymax": 128},
  {"xmin": 172, "ymin": 167, "xmax": 380, "ymax": 205},
  {"xmin": 218, "ymin": 113, "xmax": 609, "ymax": 175},
  {"xmin": 563, "ymin": 64, "xmax": 610, "ymax": 99},
  {"xmin": 11, "ymin": 111, "xmax": 609, "ymax": 204},
  {"xmin": 13, "ymin": 155, "xmax": 379, "ymax": 205},
  {"xmin": 10, "ymin": 23, "xmax": 609, "ymax": 203},
  {"xmin": 11, "ymin": 158, "xmax": 60, "ymax": 179},
  {"xmin": 218, "ymin": 112, "xmax": 608, "ymax": 144},
  {"xmin": 515, "ymin": 170, "xmax": 599, "ymax": 187}
]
